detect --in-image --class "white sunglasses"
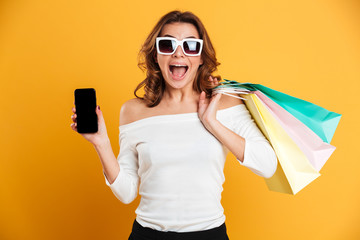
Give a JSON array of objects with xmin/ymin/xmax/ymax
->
[{"xmin": 156, "ymin": 37, "xmax": 203, "ymax": 56}]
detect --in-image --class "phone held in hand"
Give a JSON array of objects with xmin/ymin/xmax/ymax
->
[{"xmin": 74, "ymin": 88, "xmax": 98, "ymax": 133}]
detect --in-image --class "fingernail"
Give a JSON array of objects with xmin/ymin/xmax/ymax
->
[{"xmin": 97, "ymin": 105, "xmax": 100, "ymax": 110}]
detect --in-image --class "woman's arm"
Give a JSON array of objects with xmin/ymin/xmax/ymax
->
[
  {"xmin": 198, "ymin": 92, "xmax": 245, "ymax": 162},
  {"xmin": 205, "ymin": 116, "xmax": 246, "ymax": 162},
  {"xmin": 198, "ymin": 90, "xmax": 277, "ymax": 178},
  {"xmin": 71, "ymin": 102, "xmax": 139, "ymax": 204},
  {"xmin": 93, "ymin": 140, "xmax": 119, "ymax": 184},
  {"xmin": 71, "ymin": 105, "xmax": 119, "ymax": 184}
]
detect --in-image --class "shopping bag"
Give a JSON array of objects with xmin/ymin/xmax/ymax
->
[
  {"xmin": 243, "ymin": 93, "xmax": 320, "ymax": 195},
  {"xmin": 215, "ymin": 80, "xmax": 342, "ymax": 143},
  {"xmin": 214, "ymin": 80, "xmax": 341, "ymax": 194},
  {"xmin": 254, "ymin": 91, "xmax": 336, "ymax": 172}
]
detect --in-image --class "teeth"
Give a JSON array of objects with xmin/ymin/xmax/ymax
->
[{"xmin": 171, "ymin": 64, "xmax": 187, "ymax": 67}]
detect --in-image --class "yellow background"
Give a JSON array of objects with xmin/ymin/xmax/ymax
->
[{"xmin": 1, "ymin": 0, "xmax": 359, "ymax": 239}]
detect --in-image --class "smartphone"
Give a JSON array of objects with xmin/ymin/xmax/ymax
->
[{"xmin": 74, "ymin": 88, "xmax": 98, "ymax": 133}]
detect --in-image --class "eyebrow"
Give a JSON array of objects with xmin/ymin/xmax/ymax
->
[{"xmin": 163, "ymin": 34, "xmax": 197, "ymax": 39}]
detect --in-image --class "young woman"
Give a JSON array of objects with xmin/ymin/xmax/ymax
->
[{"xmin": 71, "ymin": 10, "xmax": 277, "ymax": 240}]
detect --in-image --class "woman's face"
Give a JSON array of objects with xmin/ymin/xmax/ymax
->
[{"xmin": 157, "ymin": 22, "xmax": 203, "ymax": 91}]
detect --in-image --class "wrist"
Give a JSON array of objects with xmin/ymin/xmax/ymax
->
[
  {"xmin": 93, "ymin": 137, "xmax": 111, "ymax": 150},
  {"xmin": 204, "ymin": 118, "xmax": 221, "ymax": 134}
]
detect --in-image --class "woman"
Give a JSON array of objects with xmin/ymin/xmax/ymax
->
[{"xmin": 70, "ymin": 10, "xmax": 277, "ymax": 240}]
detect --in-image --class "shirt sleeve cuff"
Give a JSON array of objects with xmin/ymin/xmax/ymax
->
[
  {"xmin": 237, "ymin": 139, "xmax": 277, "ymax": 179},
  {"xmin": 104, "ymin": 170, "xmax": 121, "ymax": 187},
  {"xmin": 238, "ymin": 139, "xmax": 251, "ymax": 167}
]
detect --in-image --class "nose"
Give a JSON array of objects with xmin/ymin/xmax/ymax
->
[{"xmin": 173, "ymin": 45, "xmax": 185, "ymax": 57}]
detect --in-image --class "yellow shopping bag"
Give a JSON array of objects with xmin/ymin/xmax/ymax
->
[{"xmin": 243, "ymin": 93, "xmax": 320, "ymax": 195}]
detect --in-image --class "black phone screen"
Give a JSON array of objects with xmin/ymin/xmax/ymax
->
[{"xmin": 74, "ymin": 88, "xmax": 98, "ymax": 133}]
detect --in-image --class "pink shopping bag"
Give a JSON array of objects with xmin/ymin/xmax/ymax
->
[{"xmin": 254, "ymin": 91, "xmax": 335, "ymax": 171}]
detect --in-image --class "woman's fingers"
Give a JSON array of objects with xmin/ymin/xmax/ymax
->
[
  {"xmin": 208, "ymin": 76, "xmax": 219, "ymax": 87},
  {"xmin": 199, "ymin": 91, "xmax": 206, "ymax": 101},
  {"xmin": 71, "ymin": 105, "xmax": 77, "ymax": 131},
  {"xmin": 70, "ymin": 105, "xmax": 108, "ymax": 141},
  {"xmin": 71, "ymin": 113, "xmax": 77, "ymax": 122},
  {"xmin": 198, "ymin": 91, "xmax": 207, "ymax": 114},
  {"xmin": 95, "ymin": 105, "xmax": 105, "ymax": 125},
  {"xmin": 70, "ymin": 122, "xmax": 77, "ymax": 131},
  {"xmin": 199, "ymin": 91, "xmax": 208, "ymax": 107},
  {"xmin": 209, "ymin": 76, "xmax": 214, "ymax": 85}
]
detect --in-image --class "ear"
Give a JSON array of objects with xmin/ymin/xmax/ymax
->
[{"xmin": 200, "ymin": 56, "xmax": 203, "ymax": 65}]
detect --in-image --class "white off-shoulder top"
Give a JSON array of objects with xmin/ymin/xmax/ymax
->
[{"xmin": 104, "ymin": 104, "xmax": 277, "ymax": 232}]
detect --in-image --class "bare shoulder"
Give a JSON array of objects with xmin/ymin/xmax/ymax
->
[
  {"xmin": 219, "ymin": 93, "xmax": 244, "ymax": 110},
  {"xmin": 120, "ymin": 98, "xmax": 148, "ymax": 125}
]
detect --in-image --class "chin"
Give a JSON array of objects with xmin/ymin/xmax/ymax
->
[{"xmin": 166, "ymin": 72, "xmax": 197, "ymax": 89}]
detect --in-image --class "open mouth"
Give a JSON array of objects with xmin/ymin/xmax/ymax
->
[{"xmin": 169, "ymin": 64, "xmax": 189, "ymax": 80}]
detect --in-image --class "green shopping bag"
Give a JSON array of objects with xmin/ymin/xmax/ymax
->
[{"xmin": 215, "ymin": 79, "xmax": 341, "ymax": 143}]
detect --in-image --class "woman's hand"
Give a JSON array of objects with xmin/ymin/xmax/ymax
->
[
  {"xmin": 70, "ymin": 105, "xmax": 110, "ymax": 147},
  {"xmin": 198, "ymin": 76, "xmax": 222, "ymax": 133}
]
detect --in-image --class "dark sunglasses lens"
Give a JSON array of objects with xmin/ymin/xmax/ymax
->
[
  {"xmin": 183, "ymin": 41, "xmax": 201, "ymax": 55},
  {"xmin": 158, "ymin": 39, "xmax": 175, "ymax": 53}
]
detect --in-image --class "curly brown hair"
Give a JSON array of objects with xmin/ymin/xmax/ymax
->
[{"xmin": 135, "ymin": 10, "xmax": 221, "ymax": 107}]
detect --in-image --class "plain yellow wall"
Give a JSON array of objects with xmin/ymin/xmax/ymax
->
[{"xmin": 1, "ymin": 0, "xmax": 359, "ymax": 239}]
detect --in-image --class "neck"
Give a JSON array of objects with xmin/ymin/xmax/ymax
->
[{"xmin": 162, "ymin": 86, "xmax": 199, "ymax": 104}]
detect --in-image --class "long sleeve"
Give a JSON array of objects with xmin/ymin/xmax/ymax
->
[
  {"xmin": 104, "ymin": 130, "xmax": 139, "ymax": 204},
  {"xmin": 230, "ymin": 105, "xmax": 277, "ymax": 179}
]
